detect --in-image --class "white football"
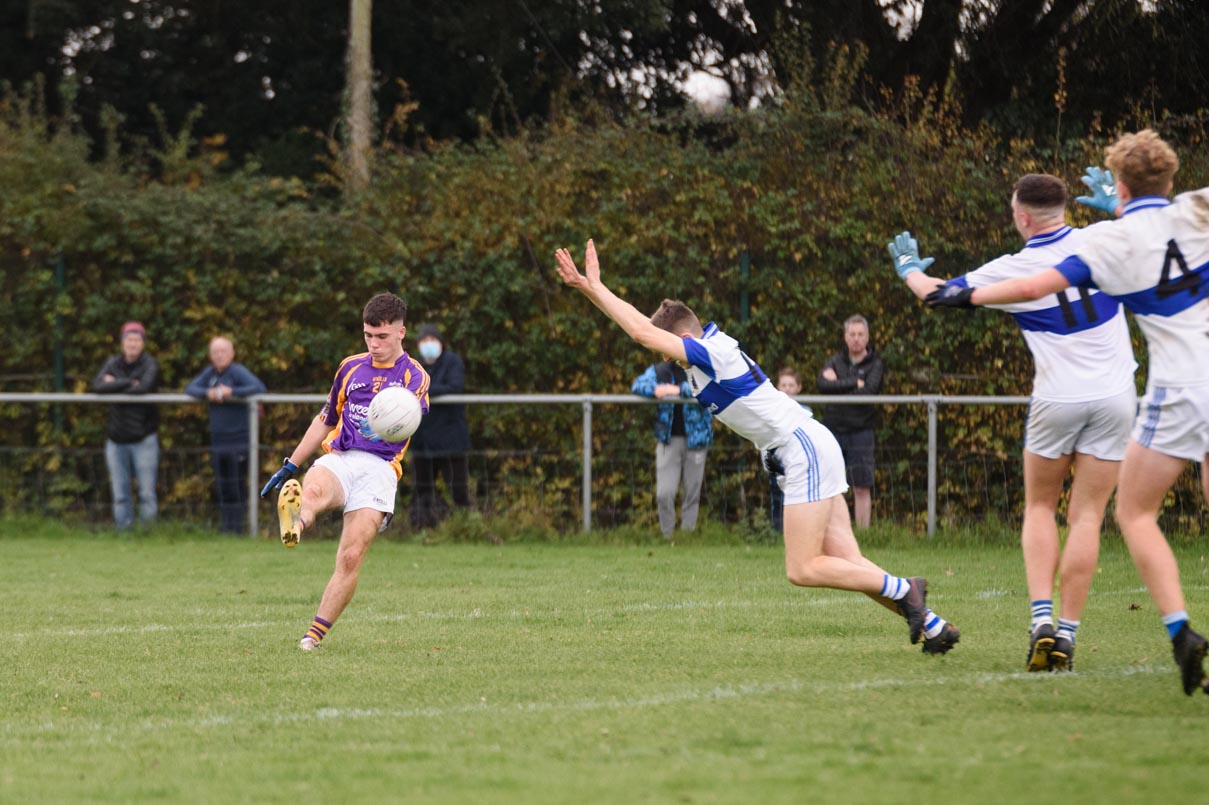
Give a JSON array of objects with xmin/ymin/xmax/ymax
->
[{"xmin": 366, "ymin": 385, "xmax": 423, "ymax": 443}]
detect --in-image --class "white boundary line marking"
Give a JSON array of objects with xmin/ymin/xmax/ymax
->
[{"xmin": 13, "ymin": 584, "xmax": 1209, "ymax": 641}]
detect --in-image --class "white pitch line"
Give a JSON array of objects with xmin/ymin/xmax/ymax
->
[
  {"xmin": 6, "ymin": 595, "xmax": 862, "ymax": 641},
  {"xmin": 0, "ymin": 664, "xmax": 1172, "ymax": 748},
  {"xmin": 14, "ymin": 583, "xmax": 1209, "ymax": 641}
]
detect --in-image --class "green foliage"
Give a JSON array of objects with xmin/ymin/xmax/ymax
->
[{"xmin": 2, "ymin": 77, "xmax": 1208, "ymax": 528}]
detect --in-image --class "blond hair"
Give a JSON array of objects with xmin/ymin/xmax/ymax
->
[{"xmin": 1105, "ymin": 129, "xmax": 1179, "ymax": 198}]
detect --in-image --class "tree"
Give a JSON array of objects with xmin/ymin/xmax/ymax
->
[{"xmin": 346, "ymin": 0, "xmax": 372, "ymax": 192}]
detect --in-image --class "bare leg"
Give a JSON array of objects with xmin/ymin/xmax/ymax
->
[
  {"xmin": 1058, "ymin": 453, "xmax": 1120, "ymax": 622},
  {"xmin": 314, "ymin": 508, "xmax": 385, "ymax": 625},
  {"xmin": 1114, "ymin": 441, "xmax": 1188, "ymax": 616},
  {"xmin": 853, "ymin": 486, "xmax": 872, "ymax": 528},
  {"xmin": 1021, "ymin": 450, "xmax": 1072, "ymax": 605},
  {"xmin": 816, "ymin": 499, "xmax": 898, "ymax": 615},
  {"xmin": 300, "ymin": 465, "xmax": 344, "ymax": 530},
  {"xmin": 782, "ymin": 497, "xmax": 887, "ymax": 592}
]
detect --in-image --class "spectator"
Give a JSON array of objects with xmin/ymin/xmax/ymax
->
[
  {"xmin": 408, "ymin": 323, "xmax": 472, "ymax": 529},
  {"xmin": 817, "ymin": 315, "xmax": 884, "ymax": 528},
  {"xmin": 185, "ymin": 336, "xmax": 268, "ymax": 533},
  {"xmin": 769, "ymin": 368, "xmax": 812, "ymax": 533},
  {"xmin": 631, "ymin": 359, "xmax": 714, "ymax": 539},
  {"xmin": 92, "ymin": 321, "xmax": 160, "ymax": 529}
]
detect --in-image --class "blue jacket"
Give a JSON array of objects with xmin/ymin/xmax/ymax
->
[
  {"xmin": 630, "ymin": 363, "xmax": 713, "ymax": 450},
  {"xmin": 185, "ymin": 362, "xmax": 267, "ymax": 440}
]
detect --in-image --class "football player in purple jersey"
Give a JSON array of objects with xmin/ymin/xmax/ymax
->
[{"xmin": 260, "ymin": 292, "xmax": 430, "ymax": 650}]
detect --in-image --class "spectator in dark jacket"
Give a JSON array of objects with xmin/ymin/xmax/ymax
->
[
  {"xmin": 92, "ymin": 321, "xmax": 160, "ymax": 529},
  {"xmin": 185, "ymin": 336, "xmax": 267, "ymax": 533},
  {"xmin": 817, "ymin": 315, "xmax": 884, "ymax": 528},
  {"xmin": 631, "ymin": 360, "xmax": 714, "ymax": 539},
  {"xmin": 408, "ymin": 323, "xmax": 472, "ymax": 528}
]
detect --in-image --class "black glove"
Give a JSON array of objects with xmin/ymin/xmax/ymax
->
[
  {"xmin": 762, "ymin": 448, "xmax": 785, "ymax": 476},
  {"xmin": 260, "ymin": 458, "xmax": 299, "ymax": 498},
  {"xmin": 925, "ymin": 285, "xmax": 976, "ymax": 309}
]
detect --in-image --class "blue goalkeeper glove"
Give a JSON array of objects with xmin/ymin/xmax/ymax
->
[
  {"xmin": 888, "ymin": 231, "xmax": 935, "ymax": 279},
  {"xmin": 1075, "ymin": 166, "xmax": 1118, "ymax": 215},
  {"xmin": 357, "ymin": 417, "xmax": 383, "ymax": 443},
  {"xmin": 260, "ymin": 458, "xmax": 299, "ymax": 498},
  {"xmin": 925, "ymin": 284, "xmax": 976, "ymax": 309}
]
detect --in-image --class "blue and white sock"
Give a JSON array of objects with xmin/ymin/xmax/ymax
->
[
  {"xmin": 923, "ymin": 608, "xmax": 947, "ymax": 640},
  {"xmin": 1030, "ymin": 600, "xmax": 1053, "ymax": 634},
  {"xmin": 1056, "ymin": 618, "xmax": 1079, "ymax": 643},
  {"xmin": 1163, "ymin": 610, "xmax": 1190, "ymax": 640},
  {"xmin": 881, "ymin": 575, "xmax": 910, "ymax": 601}
]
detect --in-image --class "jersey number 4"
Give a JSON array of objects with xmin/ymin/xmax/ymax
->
[{"xmin": 1156, "ymin": 239, "xmax": 1200, "ymax": 299}]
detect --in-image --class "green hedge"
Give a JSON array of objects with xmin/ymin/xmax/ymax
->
[{"xmin": 2, "ymin": 80, "xmax": 1207, "ymax": 530}]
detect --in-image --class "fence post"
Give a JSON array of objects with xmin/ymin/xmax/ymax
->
[
  {"xmin": 582, "ymin": 398, "xmax": 593, "ymax": 532},
  {"xmin": 927, "ymin": 396, "xmax": 938, "ymax": 538},
  {"xmin": 248, "ymin": 397, "xmax": 260, "ymax": 537}
]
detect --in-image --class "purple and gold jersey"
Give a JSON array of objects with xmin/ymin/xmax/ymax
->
[{"xmin": 319, "ymin": 351, "xmax": 431, "ymax": 478}]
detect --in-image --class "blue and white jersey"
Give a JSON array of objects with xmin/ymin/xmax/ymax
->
[
  {"xmin": 1056, "ymin": 191, "xmax": 1209, "ymax": 388},
  {"xmin": 682, "ymin": 323, "xmax": 813, "ymax": 451},
  {"xmin": 947, "ymin": 225, "xmax": 1135, "ymax": 403}
]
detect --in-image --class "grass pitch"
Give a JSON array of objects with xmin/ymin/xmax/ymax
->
[{"xmin": 5, "ymin": 521, "xmax": 1209, "ymax": 804}]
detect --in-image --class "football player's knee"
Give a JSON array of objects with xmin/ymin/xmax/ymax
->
[
  {"xmin": 786, "ymin": 564, "xmax": 819, "ymax": 588},
  {"xmin": 336, "ymin": 548, "xmax": 367, "ymax": 576}
]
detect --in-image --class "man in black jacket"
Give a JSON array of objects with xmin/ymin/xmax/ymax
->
[
  {"xmin": 92, "ymin": 321, "xmax": 160, "ymax": 529},
  {"xmin": 817, "ymin": 315, "xmax": 884, "ymax": 528},
  {"xmin": 408, "ymin": 323, "xmax": 472, "ymax": 528}
]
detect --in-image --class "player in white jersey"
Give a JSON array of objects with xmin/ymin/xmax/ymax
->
[
  {"xmin": 888, "ymin": 173, "xmax": 1138, "ymax": 674},
  {"xmin": 555, "ymin": 240, "xmax": 961, "ymax": 655},
  {"xmin": 928, "ymin": 130, "xmax": 1209, "ymax": 695}
]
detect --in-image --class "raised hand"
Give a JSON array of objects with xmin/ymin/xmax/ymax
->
[
  {"xmin": 1075, "ymin": 166, "xmax": 1119, "ymax": 215},
  {"xmin": 583, "ymin": 238, "xmax": 601, "ymax": 285},
  {"xmin": 887, "ymin": 231, "xmax": 935, "ymax": 279},
  {"xmin": 555, "ymin": 240, "xmax": 602, "ymax": 293},
  {"xmin": 260, "ymin": 458, "xmax": 299, "ymax": 498}
]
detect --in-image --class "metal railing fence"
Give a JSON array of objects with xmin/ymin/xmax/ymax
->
[{"xmin": 0, "ymin": 392, "xmax": 1053, "ymax": 537}]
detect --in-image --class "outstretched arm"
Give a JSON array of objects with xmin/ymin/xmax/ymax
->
[
  {"xmin": 929, "ymin": 267, "xmax": 1071, "ymax": 308},
  {"xmin": 887, "ymin": 231, "xmax": 945, "ymax": 299},
  {"xmin": 555, "ymin": 240, "xmax": 687, "ymax": 363},
  {"xmin": 971, "ymin": 268, "xmax": 1070, "ymax": 305}
]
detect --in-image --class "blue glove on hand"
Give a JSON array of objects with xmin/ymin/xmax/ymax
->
[
  {"xmin": 925, "ymin": 284, "xmax": 976, "ymax": 309},
  {"xmin": 1075, "ymin": 166, "xmax": 1118, "ymax": 215},
  {"xmin": 260, "ymin": 458, "xmax": 299, "ymax": 498},
  {"xmin": 357, "ymin": 418, "xmax": 382, "ymax": 443},
  {"xmin": 888, "ymin": 231, "xmax": 935, "ymax": 279}
]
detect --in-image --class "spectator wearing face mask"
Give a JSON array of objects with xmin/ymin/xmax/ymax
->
[{"xmin": 408, "ymin": 323, "xmax": 472, "ymax": 528}]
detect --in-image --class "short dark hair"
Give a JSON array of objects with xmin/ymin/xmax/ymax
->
[
  {"xmin": 363, "ymin": 293, "xmax": 408, "ymax": 326},
  {"xmin": 1013, "ymin": 174, "xmax": 1067, "ymax": 209},
  {"xmin": 649, "ymin": 299, "xmax": 702, "ymax": 336}
]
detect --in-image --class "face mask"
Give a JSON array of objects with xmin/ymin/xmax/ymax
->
[{"xmin": 419, "ymin": 341, "xmax": 442, "ymax": 362}]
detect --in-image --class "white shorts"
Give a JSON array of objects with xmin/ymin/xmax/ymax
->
[
  {"xmin": 1133, "ymin": 384, "xmax": 1209, "ymax": 461},
  {"xmin": 762, "ymin": 419, "xmax": 849, "ymax": 505},
  {"xmin": 1024, "ymin": 387, "xmax": 1135, "ymax": 461},
  {"xmin": 312, "ymin": 450, "xmax": 397, "ymax": 528}
]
